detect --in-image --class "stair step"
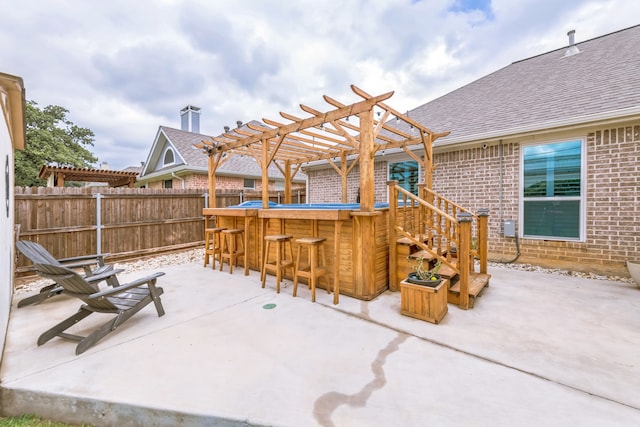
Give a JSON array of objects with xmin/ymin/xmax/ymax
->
[
  {"xmin": 407, "ymin": 250, "xmax": 435, "ymax": 262},
  {"xmin": 449, "ymin": 272, "xmax": 490, "ymax": 296},
  {"xmin": 447, "ymin": 272, "xmax": 491, "ymax": 309},
  {"xmin": 437, "ymin": 260, "xmax": 458, "ymax": 279}
]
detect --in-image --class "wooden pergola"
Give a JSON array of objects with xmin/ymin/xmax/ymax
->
[
  {"xmin": 38, "ymin": 165, "xmax": 138, "ymax": 188},
  {"xmin": 196, "ymin": 85, "xmax": 450, "ymax": 210}
]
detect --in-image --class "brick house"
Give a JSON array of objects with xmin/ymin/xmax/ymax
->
[
  {"xmin": 136, "ymin": 106, "xmax": 306, "ymax": 195},
  {"xmin": 304, "ymin": 25, "xmax": 640, "ymax": 276}
]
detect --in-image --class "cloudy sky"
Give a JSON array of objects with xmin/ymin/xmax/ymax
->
[{"xmin": 2, "ymin": 0, "xmax": 639, "ymax": 170}]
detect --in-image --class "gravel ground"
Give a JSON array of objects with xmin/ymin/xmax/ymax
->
[{"xmin": 14, "ymin": 248, "xmax": 635, "ymax": 294}]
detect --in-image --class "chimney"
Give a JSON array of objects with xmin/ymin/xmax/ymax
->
[
  {"xmin": 224, "ymin": 126, "xmax": 230, "ymax": 133},
  {"xmin": 236, "ymin": 120, "xmax": 243, "ymax": 128},
  {"xmin": 180, "ymin": 105, "xmax": 201, "ymax": 133},
  {"xmin": 564, "ymin": 30, "xmax": 580, "ymax": 57}
]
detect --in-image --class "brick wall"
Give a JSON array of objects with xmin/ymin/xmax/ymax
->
[
  {"xmin": 432, "ymin": 124, "xmax": 640, "ymax": 276},
  {"xmin": 145, "ymin": 173, "xmax": 305, "ymax": 192},
  {"xmin": 185, "ymin": 173, "xmax": 208, "ymax": 189},
  {"xmin": 306, "ymin": 122, "xmax": 640, "ymax": 276},
  {"xmin": 307, "ymin": 161, "xmax": 389, "ymax": 203}
]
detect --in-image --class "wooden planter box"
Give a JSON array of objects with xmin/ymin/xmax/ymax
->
[{"xmin": 399, "ymin": 279, "xmax": 448, "ymax": 324}]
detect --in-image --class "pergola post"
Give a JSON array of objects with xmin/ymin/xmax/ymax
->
[
  {"xmin": 208, "ymin": 154, "xmax": 216, "ymax": 208},
  {"xmin": 261, "ymin": 138, "xmax": 270, "ymax": 209},
  {"xmin": 284, "ymin": 160, "xmax": 292, "ymax": 204},
  {"xmin": 55, "ymin": 172, "xmax": 65, "ymax": 187},
  {"xmin": 423, "ymin": 132, "xmax": 433, "ymax": 190},
  {"xmin": 341, "ymin": 152, "xmax": 348, "ymax": 203},
  {"xmin": 358, "ymin": 109, "xmax": 374, "ymax": 212}
]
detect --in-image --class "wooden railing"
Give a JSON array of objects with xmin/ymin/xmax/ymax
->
[{"xmin": 387, "ymin": 181, "xmax": 489, "ymax": 309}]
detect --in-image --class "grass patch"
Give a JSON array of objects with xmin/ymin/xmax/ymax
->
[{"xmin": 0, "ymin": 414, "xmax": 90, "ymax": 426}]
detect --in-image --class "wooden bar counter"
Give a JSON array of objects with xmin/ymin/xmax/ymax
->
[{"xmin": 203, "ymin": 203, "xmax": 390, "ymax": 303}]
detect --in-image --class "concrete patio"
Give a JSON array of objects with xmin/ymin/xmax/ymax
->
[{"xmin": 1, "ymin": 260, "xmax": 639, "ymax": 426}]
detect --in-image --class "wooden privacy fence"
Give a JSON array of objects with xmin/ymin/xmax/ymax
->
[{"xmin": 14, "ymin": 187, "xmax": 305, "ymax": 272}]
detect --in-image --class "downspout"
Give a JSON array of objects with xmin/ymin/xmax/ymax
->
[{"xmin": 171, "ymin": 172, "xmax": 185, "ymax": 189}]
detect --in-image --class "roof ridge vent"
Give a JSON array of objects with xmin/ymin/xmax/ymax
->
[{"xmin": 564, "ymin": 29, "xmax": 581, "ymax": 57}]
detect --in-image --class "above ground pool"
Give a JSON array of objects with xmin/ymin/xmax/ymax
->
[{"xmin": 230, "ymin": 201, "xmax": 389, "ymax": 209}]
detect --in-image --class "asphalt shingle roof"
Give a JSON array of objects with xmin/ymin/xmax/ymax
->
[
  {"xmin": 410, "ymin": 25, "xmax": 640, "ymax": 144},
  {"xmin": 159, "ymin": 126, "xmax": 304, "ymax": 180}
]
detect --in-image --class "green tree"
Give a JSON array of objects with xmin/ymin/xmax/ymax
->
[{"xmin": 14, "ymin": 100, "xmax": 98, "ymax": 186}]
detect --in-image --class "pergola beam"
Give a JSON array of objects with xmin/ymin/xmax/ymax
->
[
  {"xmin": 196, "ymin": 85, "xmax": 448, "ymax": 210},
  {"xmin": 211, "ymin": 90, "xmax": 393, "ymax": 153}
]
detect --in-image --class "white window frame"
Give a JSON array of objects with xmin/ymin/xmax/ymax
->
[
  {"xmin": 162, "ymin": 148, "xmax": 175, "ymax": 167},
  {"xmin": 518, "ymin": 138, "xmax": 586, "ymax": 242}
]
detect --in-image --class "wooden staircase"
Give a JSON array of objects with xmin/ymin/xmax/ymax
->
[{"xmin": 388, "ymin": 183, "xmax": 491, "ymax": 310}]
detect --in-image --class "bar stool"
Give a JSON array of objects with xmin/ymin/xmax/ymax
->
[
  {"xmin": 293, "ymin": 237, "xmax": 328, "ymax": 302},
  {"xmin": 261, "ymin": 235, "xmax": 294, "ymax": 293},
  {"xmin": 220, "ymin": 229, "xmax": 245, "ymax": 274},
  {"xmin": 203, "ymin": 227, "xmax": 227, "ymax": 269}
]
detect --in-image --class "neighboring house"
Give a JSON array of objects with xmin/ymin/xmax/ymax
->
[
  {"xmin": 0, "ymin": 71, "xmax": 25, "ymax": 360},
  {"xmin": 136, "ymin": 106, "xmax": 307, "ymax": 193},
  {"xmin": 305, "ymin": 25, "xmax": 640, "ymax": 276}
]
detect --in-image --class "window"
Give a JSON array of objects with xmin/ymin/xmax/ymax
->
[
  {"xmin": 389, "ymin": 161, "xmax": 419, "ymax": 196},
  {"xmin": 163, "ymin": 148, "xmax": 175, "ymax": 166},
  {"xmin": 163, "ymin": 179, "xmax": 173, "ymax": 189},
  {"xmin": 244, "ymin": 178, "xmax": 255, "ymax": 189},
  {"xmin": 521, "ymin": 140, "xmax": 584, "ymax": 240}
]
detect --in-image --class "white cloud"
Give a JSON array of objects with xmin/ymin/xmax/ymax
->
[{"xmin": 1, "ymin": 0, "xmax": 639, "ymax": 170}]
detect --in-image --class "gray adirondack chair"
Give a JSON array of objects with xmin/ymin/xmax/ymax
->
[
  {"xmin": 16, "ymin": 240, "xmax": 119, "ymax": 307},
  {"xmin": 30, "ymin": 261, "xmax": 165, "ymax": 355}
]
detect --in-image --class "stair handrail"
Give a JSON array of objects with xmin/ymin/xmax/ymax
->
[
  {"xmin": 420, "ymin": 186, "xmax": 476, "ymax": 218},
  {"xmin": 390, "ymin": 184, "xmax": 459, "ymax": 274}
]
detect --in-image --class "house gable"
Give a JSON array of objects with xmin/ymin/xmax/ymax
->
[{"xmin": 137, "ymin": 124, "xmax": 306, "ymax": 188}]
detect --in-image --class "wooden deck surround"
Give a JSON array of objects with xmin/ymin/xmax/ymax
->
[{"xmin": 204, "ymin": 206, "xmax": 390, "ymax": 304}]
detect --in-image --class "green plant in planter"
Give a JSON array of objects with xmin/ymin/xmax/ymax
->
[{"xmin": 407, "ymin": 257, "xmax": 442, "ymax": 286}]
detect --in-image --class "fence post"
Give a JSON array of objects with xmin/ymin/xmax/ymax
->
[
  {"xmin": 457, "ymin": 212, "xmax": 472, "ymax": 310},
  {"xmin": 94, "ymin": 193, "xmax": 102, "ymax": 255},
  {"xmin": 477, "ymin": 208, "xmax": 489, "ymax": 275}
]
